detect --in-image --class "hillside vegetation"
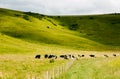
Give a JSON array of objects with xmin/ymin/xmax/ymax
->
[
  {"xmin": 0, "ymin": 8, "xmax": 120, "ymax": 79},
  {"xmin": 0, "ymin": 8, "xmax": 120, "ymax": 54},
  {"xmin": 53, "ymin": 14, "xmax": 120, "ymax": 46}
]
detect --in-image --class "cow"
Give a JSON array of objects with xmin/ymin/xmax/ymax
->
[
  {"xmin": 54, "ymin": 55, "xmax": 57, "ymax": 59},
  {"xmin": 78, "ymin": 54, "xmax": 85, "ymax": 58},
  {"xmin": 68, "ymin": 54, "xmax": 72, "ymax": 58},
  {"xmin": 104, "ymin": 54, "xmax": 109, "ymax": 57},
  {"xmin": 72, "ymin": 55, "xmax": 75, "ymax": 58},
  {"xmin": 35, "ymin": 55, "xmax": 41, "ymax": 59},
  {"xmin": 44, "ymin": 54, "xmax": 48, "ymax": 59},
  {"xmin": 89, "ymin": 54, "xmax": 95, "ymax": 58},
  {"xmin": 48, "ymin": 55, "xmax": 52, "ymax": 58},
  {"xmin": 81, "ymin": 55, "xmax": 85, "ymax": 57},
  {"xmin": 48, "ymin": 54, "xmax": 57, "ymax": 59},
  {"xmin": 60, "ymin": 55, "xmax": 68, "ymax": 59},
  {"xmin": 113, "ymin": 54, "xmax": 117, "ymax": 57},
  {"xmin": 64, "ymin": 55, "xmax": 68, "ymax": 59},
  {"xmin": 60, "ymin": 55, "xmax": 65, "ymax": 58}
]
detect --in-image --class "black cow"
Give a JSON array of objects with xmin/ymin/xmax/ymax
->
[
  {"xmin": 72, "ymin": 55, "xmax": 75, "ymax": 58},
  {"xmin": 44, "ymin": 54, "xmax": 48, "ymax": 58},
  {"xmin": 81, "ymin": 55, "xmax": 85, "ymax": 57},
  {"xmin": 78, "ymin": 55, "xmax": 85, "ymax": 58},
  {"xmin": 48, "ymin": 54, "xmax": 57, "ymax": 59},
  {"xmin": 64, "ymin": 55, "xmax": 68, "ymax": 59},
  {"xmin": 68, "ymin": 54, "xmax": 72, "ymax": 58},
  {"xmin": 60, "ymin": 55, "xmax": 68, "ymax": 59},
  {"xmin": 54, "ymin": 55, "xmax": 57, "ymax": 59},
  {"xmin": 48, "ymin": 55, "xmax": 53, "ymax": 59},
  {"xmin": 89, "ymin": 54, "xmax": 95, "ymax": 57},
  {"xmin": 35, "ymin": 55, "xmax": 41, "ymax": 59},
  {"xmin": 104, "ymin": 54, "xmax": 109, "ymax": 57},
  {"xmin": 60, "ymin": 55, "xmax": 65, "ymax": 58},
  {"xmin": 113, "ymin": 54, "xmax": 117, "ymax": 57}
]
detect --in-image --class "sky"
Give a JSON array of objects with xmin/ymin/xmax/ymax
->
[{"xmin": 0, "ymin": 0, "xmax": 120, "ymax": 15}]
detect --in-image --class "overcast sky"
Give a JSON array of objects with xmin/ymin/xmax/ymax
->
[{"xmin": 0, "ymin": 0, "xmax": 120, "ymax": 15}]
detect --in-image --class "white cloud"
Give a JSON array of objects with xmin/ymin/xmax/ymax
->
[{"xmin": 0, "ymin": 0, "xmax": 120, "ymax": 15}]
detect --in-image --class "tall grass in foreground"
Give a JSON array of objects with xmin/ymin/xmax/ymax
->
[{"xmin": 0, "ymin": 54, "xmax": 68, "ymax": 79}]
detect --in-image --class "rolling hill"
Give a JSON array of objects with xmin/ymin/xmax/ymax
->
[
  {"xmin": 0, "ymin": 8, "xmax": 120, "ymax": 54},
  {"xmin": 0, "ymin": 8, "xmax": 120, "ymax": 79},
  {"xmin": 53, "ymin": 14, "xmax": 120, "ymax": 46}
]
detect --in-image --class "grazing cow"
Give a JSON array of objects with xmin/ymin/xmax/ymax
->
[
  {"xmin": 78, "ymin": 55, "xmax": 84, "ymax": 58},
  {"xmin": 60, "ymin": 55, "xmax": 68, "ymax": 59},
  {"xmin": 113, "ymin": 54, "xmax": 117, "ymax": 57},
  {"xmin": 72, "ymin": 55, "xmax": 75, "ymax": 58},
  {"xmin": 48, "ymin": 54, "xmax": 57, "ymax": 59},
  {"xmin": 104, "ymin": 54, "xmax": 109, "ymax": 57},
  {"xmin": 35, "ymin": 55, "xmax": 41, "ymax": 59},
  {"xmin": 53, "ymin": 55, "xmax": 57, "ymax": 59},
  {"xmin": 60, "ymin": 55, "xmax": 65, "ymax": 58},
  {"xmin": 81, "ymin": 55, "xmax": 85, "ymax": 57},
  {"xmin": 68, "ymin": 54, "xmax": 72, "ymax": 58},
  {"xmin": 67, "ymin": 54, "xmax": 75, "ymax": 59},
  {"xmin": 89, "ymin": 54, "xmax": 95, "ymax": 57},
  {"xmin": 64, "ymin": 55, "xmax": 68, "ymax": 59},
  {"xmin": 44, "ymin": 54, "xmax": 48, "ymax": 59},
  {"xmin": 48, "ymin": 55, "xmax": 52, "ymax": 59}
]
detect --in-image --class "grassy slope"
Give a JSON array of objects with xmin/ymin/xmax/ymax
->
[
  {"xmin": 53, "ymin": 15, "xmax": 120, "ymax": 46},
  {"xmin": 0, "ymin": 8, "xmax": 103, "ymax": 78},
  {"xmin": 0, "ymin": 8, "xmax": 120, "ymax": 79},
  {"xmin": 0, "ymin": 8, "xmax": 113, "ymax": 54},
  {"xmin": 58, "ymin": 57, "xmax": 120, "ymax": 79}
]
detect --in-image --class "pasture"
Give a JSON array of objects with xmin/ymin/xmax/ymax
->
[
  {"xmin": 0, "ymin": 8, "xmax": 120, "ymax": 79},
  {"xmin": 0, "ymin": 54, "xmax": 68, "ymax": 79},
  {"xmin": 0, "ymin": 51, "xmax": 119, "ymax": 79},
  {"xmin": 57, "ymin": 55, "xmax": 120, "ymax": 79}
]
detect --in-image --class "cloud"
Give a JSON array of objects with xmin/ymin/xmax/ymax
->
[
  {"xmin": 0, "ymin": 0, "xmax": 120, "ymax": 15},
  {"xmin": 0, "ymin": 0, "xmax": 46, "ymax": 13}
]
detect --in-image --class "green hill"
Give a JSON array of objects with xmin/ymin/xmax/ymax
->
[
  {"xmin": 0, "ymin": 8, "xmax": 120, "ymax": 54},
  {"xmin": 53, "ymin": 15, "xmax": 120, "ymax": 46},
  {"xmin": 0, "ymin": 8, "xmax": 120, "ymax": 79}
]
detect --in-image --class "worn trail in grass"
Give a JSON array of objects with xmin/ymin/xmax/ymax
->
[{"xmin": 58, "ymin": 57, "xmax": 120, "ymax": 79}]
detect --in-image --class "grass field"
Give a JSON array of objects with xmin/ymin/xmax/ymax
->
[
  {"xmin": 0, "ymin": 54, "xmax": 68, "ymax": 79},
  {"xmin": 0, "ymin": 8, "xmax": 120, "ymax": 79},
  {"xmin": 57, "ymin": 56, "xmax": 120, "ymax": 79},
  {"xmin": 53, "ymin": 14, "xmax": 120, "ymax": 46}
]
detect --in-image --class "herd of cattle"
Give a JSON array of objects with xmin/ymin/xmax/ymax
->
[{"xmin": 35, "ymin": 53, "xmax": 119, "ymax": 59}]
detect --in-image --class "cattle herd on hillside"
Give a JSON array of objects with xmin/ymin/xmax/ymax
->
[{"xmin": 35, "ymin": 53, "xmax": 119, "ymax": 59}]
